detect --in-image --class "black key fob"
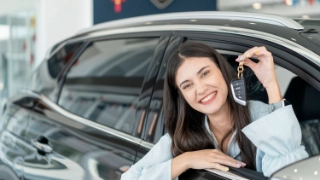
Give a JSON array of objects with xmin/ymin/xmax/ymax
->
[{"xmin": 230, "ymin": 77, "xmax": 246, "ymax": 106}]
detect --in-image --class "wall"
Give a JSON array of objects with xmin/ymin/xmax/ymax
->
[
  {"xmin": 94, "ymin": 0, "xmax": 217, "ymax": 24},
  {"xmin": 0, "ymin": 0, "xmax": 38, "ymax": 16},
  {"xmin": 36, "ymin": 0, "xmax": 93, "ymax": 67}
]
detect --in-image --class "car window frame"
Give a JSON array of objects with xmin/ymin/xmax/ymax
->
[{"xmin": 55, "ymin": 32, "xmax": 171, "ymax": 138}]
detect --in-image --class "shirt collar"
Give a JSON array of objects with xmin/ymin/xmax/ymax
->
[{"xmin": 204, "ymin": 116, "xmax": 241, "ymax": 159}]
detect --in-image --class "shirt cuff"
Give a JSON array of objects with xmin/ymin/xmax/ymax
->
[
  {"xmin": 242, "ymin": 105, "xmax": 302, "ymax": 156},
  {"xmin": 271, "ymin": 101, "xmax": 283, "ymax": 111}
]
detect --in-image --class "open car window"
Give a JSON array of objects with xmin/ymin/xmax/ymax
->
[{"xmin": 146, "ymin": 39, "xmax": 320, "ymax": 179}]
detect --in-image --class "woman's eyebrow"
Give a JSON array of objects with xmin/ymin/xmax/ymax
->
[
  {"xmin": 197, "ymin": 66, "xmax": 210, "ymax": 75},
  {"xmin": 179, "ymin": 80, "xmax": 189, "ymax": 88}
]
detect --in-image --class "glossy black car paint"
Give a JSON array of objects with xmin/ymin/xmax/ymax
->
[{"xmin": 0, "ymin": 14, "xmax": 319, "ymax": 180}]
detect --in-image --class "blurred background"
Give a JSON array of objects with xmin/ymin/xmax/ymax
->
[{"xmin": 0, "ymin": 0, "xmax": 319, "ymax": 103}]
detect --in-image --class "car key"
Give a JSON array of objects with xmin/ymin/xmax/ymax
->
[{"xmin": 230, "ymin": 58, "xmax": 247, "ymax": 106}]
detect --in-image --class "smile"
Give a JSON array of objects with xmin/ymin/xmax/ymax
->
[{"xmin": 199, "ymin": 92, "xmax": 217, "ymax": 104}]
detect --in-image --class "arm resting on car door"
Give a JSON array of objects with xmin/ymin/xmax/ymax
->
[
  {"xmin": 121, "ymin": 133, "xmax": 174, "ymax": 180},
  {"xmin": 242, "ymin": 105, "xmax": 309, "ymax": 177}
]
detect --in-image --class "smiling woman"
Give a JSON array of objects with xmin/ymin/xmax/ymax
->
[{"xmin": 121, "ymin": 42, "xmax": 309, "ymax": 180}]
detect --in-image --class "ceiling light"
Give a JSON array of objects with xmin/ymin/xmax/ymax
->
[
  {"xmin": 302, "ymin": 15, "xmax": 310, "ymax": 19},
  {"xmin": 285, "ymin": 0, "xmax": 293, "ymax": 6},
  {"xmin": 190, "ymin": 19, "xmax": 197, "ymax": 22},
  {"xmin": 294, "ymin": 169, "xmax": 298, "ymax": 173},
  {"xmin": 0, "ymin": 25, "xmax": 10, "ymax": 40},
  {"xmin": 252, "ymin": 3, "xmax": 262, "ymax": 9},
  {"xmin": 315, "ymin": 171, "xmax": 318, "ymax": 175},
  {"xmin": 249, "ymin": 22, "xmax": 256, "ymax": 25}
]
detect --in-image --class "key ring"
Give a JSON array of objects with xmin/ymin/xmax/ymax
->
[{"xmin": 237, "ymin": 60, "xmax": 244, "ymax": 79}]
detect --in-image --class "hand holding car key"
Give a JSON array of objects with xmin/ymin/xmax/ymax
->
[
  {"xmin": 232, "ymin": 46, "xmax": 282, "ymax": 105},
  {"xmin": 230, "ymin": 55, "xmax": 247, "ymax": 106}
]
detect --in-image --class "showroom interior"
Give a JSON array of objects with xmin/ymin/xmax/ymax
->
[{"xmin": 0, "ymin": 0, "xmax": 320, "ymax": 180}]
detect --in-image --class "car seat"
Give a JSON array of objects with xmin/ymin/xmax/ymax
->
[{"xmin": 284, "ymin": 76, "xmax": 320, "ymax": 156}]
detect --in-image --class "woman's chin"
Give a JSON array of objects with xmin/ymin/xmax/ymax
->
[
  {"xmin": 199, "ymin": 106, "xmax": 221, "ymax": 115},
  {"xmin": 199, "ymin": 101, "xmax": 227, "ymax": 116}
]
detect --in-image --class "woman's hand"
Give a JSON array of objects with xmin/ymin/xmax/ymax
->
[
  {"xmin": 171, "ymin": 149, "xmax": 245, "ymax": 179},
  {"xmin": 236, "ymin": 46, "xmax": 282, "ymax": 104},
  {"xmin": 184, "ymin": 149, "xmax": 246, "ymax": 170}
]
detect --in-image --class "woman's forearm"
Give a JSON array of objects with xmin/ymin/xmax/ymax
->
[
  {"xmin": 171, "ymin": 153, "xmax": 189, "ymax": 180},
  {"xmin": 265, "ymin": 81, "xmax": 282, "ymax": 104}
]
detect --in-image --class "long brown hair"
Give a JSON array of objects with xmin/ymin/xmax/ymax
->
[{"xmin": 164, "ymin": 42, "xmax": 256, "ymax": 170}]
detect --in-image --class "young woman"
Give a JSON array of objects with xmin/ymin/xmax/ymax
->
[{"xmin": 121, "ymin": 42, "xmax": 308, "ymax": 180}]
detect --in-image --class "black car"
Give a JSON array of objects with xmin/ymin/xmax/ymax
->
[{"xmin": 0, "ymin": 11, "xmax": 320, "ymax": 180}]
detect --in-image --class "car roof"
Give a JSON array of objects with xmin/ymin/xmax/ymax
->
[
  {"xmin": 77, "ymin": 11, "xmax": 304, "ymax": 36},
  {"xmin": 51, "ymin": 11, "xmax": 319, "ymax": 66}
]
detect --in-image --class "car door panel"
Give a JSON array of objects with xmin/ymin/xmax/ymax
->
[{"xmin": 22, "ymin": 96, "xmax": 138, "ymax": 180}]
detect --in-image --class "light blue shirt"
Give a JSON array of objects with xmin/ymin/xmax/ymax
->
[{"xmin": 121, "ymin": 101, "xmax": 309, "ymax": 180}]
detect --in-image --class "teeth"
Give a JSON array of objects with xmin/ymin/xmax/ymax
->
[{"xmin": 201, "ymin": 92, "xmax": 216, "ymax": 103}]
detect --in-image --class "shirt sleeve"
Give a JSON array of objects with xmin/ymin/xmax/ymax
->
[
  {"xmin": 121, "ymin": 133, "xmax": 174, "ymax": 180},
  {"xmin": 242, "ymin": 105, "xmax": 309, "ymax": 177}
]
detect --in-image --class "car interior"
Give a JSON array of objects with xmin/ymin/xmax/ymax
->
[
  {"xmin": 224, "ymin": 53, "xmax": 320, "ymax": 157},
  {"xmin": 284, "ymin": 76, "xmax": 320, "ymax": 156}
]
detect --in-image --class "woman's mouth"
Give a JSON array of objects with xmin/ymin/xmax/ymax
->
[{"xmin": 199, "ymin": 92, "xmax": 217, "ymax": 105}]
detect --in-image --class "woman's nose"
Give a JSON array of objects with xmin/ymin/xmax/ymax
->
[{"xmin": 196, "ymin": 82, "xmax": 207, "ymax": 95}]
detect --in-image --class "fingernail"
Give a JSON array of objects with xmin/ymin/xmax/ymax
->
[
  {"xmin": 245, "ymin": 53, "xmax": 250, "ymax": 58},
  {"xmin": 225, "ymin": 167, "xmax": 229, "ymax": 171},
  {"xmin": 239, "ymin": 55, "xmax": 244, "ymax": 61},
  {"xmin": 254, "ymin": 51, "xmax": 259, "ymax": 55},
  {"xmin": 236, "ymin": 164, "xmax": 242, "ymax": 167}
]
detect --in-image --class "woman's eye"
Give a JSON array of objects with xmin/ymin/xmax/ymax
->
[
  {"xmin": 201, "ymin": 70, "xmax": 210, "ymax": 78},
  {"xmin": 183, "ymin": 84, "xmax": 192, "ymax": 89}
]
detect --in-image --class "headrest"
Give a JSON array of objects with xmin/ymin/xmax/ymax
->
[{"xmin": 284, "ymin": 77, "xmax": 320, "ymax": 121}]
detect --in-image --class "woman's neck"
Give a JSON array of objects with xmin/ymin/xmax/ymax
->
[{"xmin": 207, "ymin": 102, "xmax": 233, "ymax": 137}]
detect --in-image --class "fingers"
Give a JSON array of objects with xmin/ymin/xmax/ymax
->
[
  {"xmin": 236, "ymin": 46, "xmax": 272, "ymax": 62},
  {"xmin": 212, "ymin": 155, "xmax": 246, "ymax": 168},
  {"xmin": 253, "ymin": 48, "xmax": 272, "ymax": 59},
  {"xmin": 241, "ymin": 58, "xmax": 256, "ymax": 70},
  {"xmin": 209, "ymin": 150, "xmax": 246, "ymax": 168},
  {"xmin": 209, "ymin": 163, "xmax": 230, "ymax": 172},
  {"xmin": 244, "ymin": 46, "xmax": 268, "ymax": 60}
]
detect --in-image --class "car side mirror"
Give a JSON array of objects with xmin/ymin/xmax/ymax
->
[{"xmin": 270, "ymin": 155, "xmax": 320, "ymax": 180}]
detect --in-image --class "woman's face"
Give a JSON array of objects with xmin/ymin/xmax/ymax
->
[{"xmin": 175, "ymin": 57, "xmax": 229, "ymax": 116}]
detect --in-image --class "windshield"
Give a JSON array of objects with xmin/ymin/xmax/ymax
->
[{"xmin": 294, "ymin": 19, "xmax": 320, "ymax": 47}]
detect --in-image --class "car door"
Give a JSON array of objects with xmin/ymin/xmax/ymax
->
[
  {"xmin": 136, "ymin": 30, "xmax": 320, "ymax": 180},
  {"xmin": 22, "ymin": 34, "xmax": 170, "ymax": 180}
]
